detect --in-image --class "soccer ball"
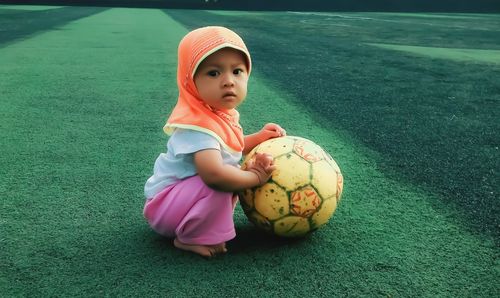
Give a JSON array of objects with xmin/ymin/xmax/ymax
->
[{"xmin": 240, "ymin": 136, "xmax": 343, "ymax": 237}]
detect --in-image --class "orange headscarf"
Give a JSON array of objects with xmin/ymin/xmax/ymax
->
[{"xmin": 164, "ymin": 26, "xmax": 252, "ymax": 153}]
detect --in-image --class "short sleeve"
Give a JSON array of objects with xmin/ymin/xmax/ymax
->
[{"xmin": 168, "ymin": 129, "xmax": 221, "ymax": 157}]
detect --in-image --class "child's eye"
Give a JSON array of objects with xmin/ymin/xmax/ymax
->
[
  {"xmin": 233, "ymin": 68, "xmax": 244, "ymax": 75},
  {"xmin": 207, "ymin": 70, "xmax": 220, "ymax": 77}
]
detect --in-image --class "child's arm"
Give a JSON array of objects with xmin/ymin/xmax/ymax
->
[
  {"xmin": 194, "ymin": 149, "xmax": 274, "ymax": 192},
  {"xmin": 243, "ymin": 123, "xmax": 286, "ymax": 155}
]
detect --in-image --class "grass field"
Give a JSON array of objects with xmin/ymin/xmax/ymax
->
[{"xmin": 1, "ymin": 5, "xmax": 499, "ymax": 297}]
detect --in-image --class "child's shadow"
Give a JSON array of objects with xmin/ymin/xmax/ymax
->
[
  {"xmin": 228, "ymin": 224, "xmax": 307, "ymax": 254},
  {"xmin": 142, "ymin": 224, "xmax": 307, "ymax": 258}
]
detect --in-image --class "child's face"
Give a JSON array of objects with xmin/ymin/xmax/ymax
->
[{"xmin": 194, "ymin": 47, "xmax": 249, "ymax": 111}]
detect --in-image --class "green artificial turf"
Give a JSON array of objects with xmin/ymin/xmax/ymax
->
[{"xmin": 1, "ymin": 5, "xmax": 499, "ymax": 297}]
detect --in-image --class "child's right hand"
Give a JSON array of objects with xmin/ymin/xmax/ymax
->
[{"xmin": 246, "ymin": 153, "xmax": 276, "ymax": 186}]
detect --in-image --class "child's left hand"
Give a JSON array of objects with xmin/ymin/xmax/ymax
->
[
  {"xmin": 243, "ymin": 123, "xmax": 286, "ymax": 156},
  {"xmin": 259, "ymin": 123, "xmax": 286, "ymax": 141}
]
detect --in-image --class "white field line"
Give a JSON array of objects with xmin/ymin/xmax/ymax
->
[{"xmin": 287, "ymin": 11, "xmax": 500, "ymax": 31}]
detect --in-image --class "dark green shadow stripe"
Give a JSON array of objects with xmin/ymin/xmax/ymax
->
[
  {"xmin": 0, "ymin": 6, "xmax": 109, "ymax": 48},
  {"xmin": 165, "ymin": 9, "xmax": 500, "ymax": 241}
]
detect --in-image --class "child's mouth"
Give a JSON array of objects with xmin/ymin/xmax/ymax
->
[{"xmin": 223, "ymin": 92, "xmax": 237, "ymax": 99}]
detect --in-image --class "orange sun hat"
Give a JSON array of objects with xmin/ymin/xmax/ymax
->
[{"xmin": 164, "ymin": 26, "xmax": 252, "ymax": 153}]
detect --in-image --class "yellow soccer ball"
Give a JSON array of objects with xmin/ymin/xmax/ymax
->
[{"xmin": 240, "ymin": 136, "xmax": 344, "ymax": 237}]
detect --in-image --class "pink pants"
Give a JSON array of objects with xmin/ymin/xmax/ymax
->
[{"xmin": 143, "ymin": 175, "xmax": 236, "ymax": 245}]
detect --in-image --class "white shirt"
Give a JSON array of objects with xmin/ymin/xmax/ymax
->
[{"xmin": 144, "ymin": 128, "xmax": 242, "ymax": 198}]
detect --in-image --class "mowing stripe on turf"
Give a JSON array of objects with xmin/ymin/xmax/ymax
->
[
  {"xmin": 0, "ymin": 6, "xmax": 109, "ymax": 48},
  {"xmin": 0, "ymin": 4, "xmax": 63, "ymax": 10},
  {"xmin": 367, "ymin": 43, "xmax": 500, "ymax": 64}
]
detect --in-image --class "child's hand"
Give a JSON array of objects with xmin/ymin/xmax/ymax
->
[
  {"xmin": 242, "ymin": 123, "xmax": 286, "ymax": 156},
  {"xmin": 246, "ymin": 153, "xmax": 276, "ymax": 186},
  {"xmin": 259, "ymin": 123, "xmax": 286, "ymax": 141}
]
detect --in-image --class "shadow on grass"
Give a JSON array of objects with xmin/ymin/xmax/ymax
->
[
  {"xmin": 230, "ymin": 225, "xmax": 307, "ymax": 254},
  {"xmin": 166, "ymin": 10, "xmax": 500, "ymax": 241},
  {"xmin": 142, "ymin": 224, "xmax": 305, "ymax": 257},
  {"xmin": 0, "ymin": 6, "xmax": 108, "ymax": 47}
]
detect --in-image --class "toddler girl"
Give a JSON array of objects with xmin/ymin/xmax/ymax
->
[{"xmin": 144, "ymin": 26, "xmax": 286, "ymax": 258}]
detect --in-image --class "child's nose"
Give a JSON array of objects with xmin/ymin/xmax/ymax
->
[{"xmin": 222, "ymin": 74, "xmax": 235, "ymax": 87}]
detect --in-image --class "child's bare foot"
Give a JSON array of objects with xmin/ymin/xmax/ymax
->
[
  {"xmin": 209, "ymin": 243, "xmax": 228, "ymax": 254},
  {"xmin": 174, "ymin": 238, "xmax": 227, "ymax": 258}
]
